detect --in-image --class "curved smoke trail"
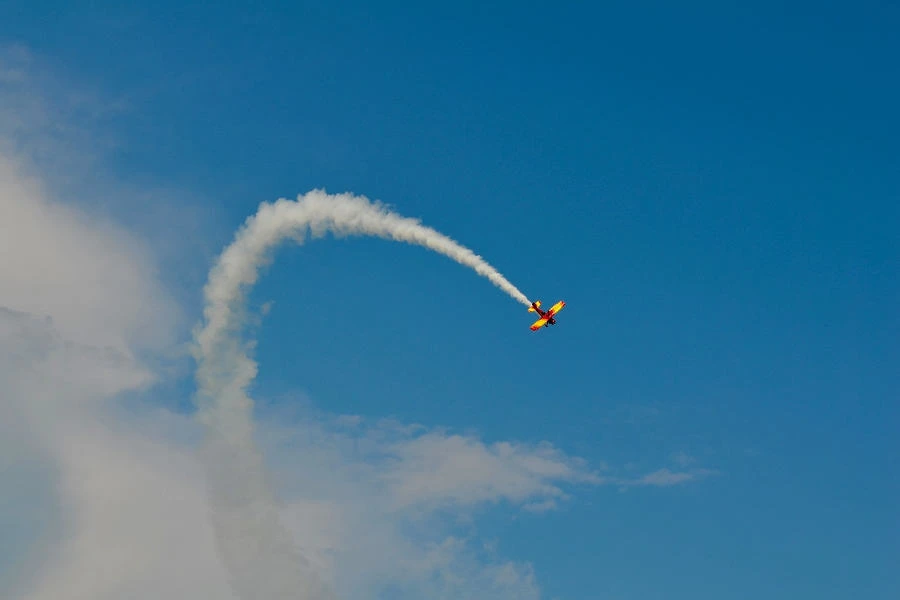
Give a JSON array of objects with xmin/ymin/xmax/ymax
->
[{"xmin": 193, "ymin": 189, "xmax": 530, "ymax": 599}]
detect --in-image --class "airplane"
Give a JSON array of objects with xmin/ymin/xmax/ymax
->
[{"xmin": 528, "ymin": 300, "xmax": 566, "ymax": 331}]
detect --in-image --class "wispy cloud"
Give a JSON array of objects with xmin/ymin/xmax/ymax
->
[
  {"xmin": 245, "ymin": 405, "xmax": 721, "ymax": 596},
  {"xmin": 248, "ymin": 408, "xmax": 604, "ymax": 598},
  {"xmin": 619, "ymin": 467, "xmax": 718, "ymax": 488},
  {"xmin": 0, "ymin": 44, "xmax": 125, "ymax": 181},
  {"xmin": 671, "ymin": 451, "xmax": 696, "ymax": 468},
  {"xmin": 380, "ymin": 431, "xmax": 602, "ymax": 510}
]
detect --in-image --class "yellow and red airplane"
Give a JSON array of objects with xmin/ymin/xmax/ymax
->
[{"xmin": 528, "ymin": 300, "xmax": 566, "ymax": 331}]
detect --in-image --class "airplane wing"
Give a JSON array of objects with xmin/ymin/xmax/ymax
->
[
  {"xmin": 547, "ymin": 300, "xmax": 566, "ymax": 316},
  {"xmin": 530, "ymin": 317, "xmax": 549, "ymax": 331}
]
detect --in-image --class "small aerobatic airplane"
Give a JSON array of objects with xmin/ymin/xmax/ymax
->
[{"xmin": 528, "ymin": 300, "xmax": 566, "ymax": 331}]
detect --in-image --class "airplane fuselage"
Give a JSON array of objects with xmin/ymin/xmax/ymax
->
[{"xmin": 531, "ymin": 302, "xmax": 557, "ymax": 326}]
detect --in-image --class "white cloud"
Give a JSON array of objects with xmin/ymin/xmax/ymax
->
[
  {"xmin": 0, "ymin": 162, "xmax": 172, "ymax": 353},
  {"xmin": 622, "ymin": 467, "xmax": 717, "ymax": 488},
  {"xmin": 0, "ymin": 182, "xmax": 227, "ymax": 598},
  {"xmin": 17, "ymin": 414, "xmax": 238, "ymax": 600},
  {"xmin": 380, "ymin": 432, "xmax": 602, "ymax": 511},
  {"xmin": 240, "ymin": 407, "xmax": 604, "ymax": 598}
]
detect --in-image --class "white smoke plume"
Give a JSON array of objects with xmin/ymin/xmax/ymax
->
[{"xmin": 193, "ymin": 190, "xmax": 531, "ymax": 599}]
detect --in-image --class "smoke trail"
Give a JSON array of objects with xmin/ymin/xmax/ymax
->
[{"xmin": 193, "ymin": 189, "xmax": 530, "ymax": 599}]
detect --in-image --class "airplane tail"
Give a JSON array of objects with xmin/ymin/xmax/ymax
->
[{"xmin": 528, "ymin": 300, "xmax": 541, "ymax": 313}]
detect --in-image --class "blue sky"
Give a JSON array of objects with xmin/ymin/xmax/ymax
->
[{"xmin": 1, "ymin": 1, "xmax": 898, "ymax": 599}]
